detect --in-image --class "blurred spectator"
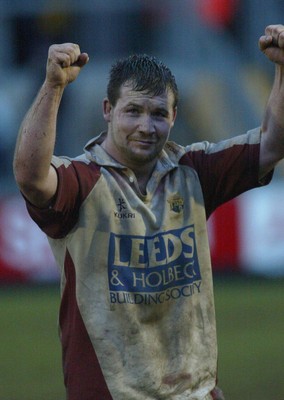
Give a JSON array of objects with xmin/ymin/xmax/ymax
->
[{"xmin": 12, "ymin": 9, "xmax": 73, "ymax": 79}]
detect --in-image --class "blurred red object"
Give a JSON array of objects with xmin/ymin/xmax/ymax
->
[
  {"xmin": 195, "ymin": 0, "xmax": 239, "ymax": 29},
  {"xmin": 0, "ymin": 195, "xmax": 58, "ymax": 283}
]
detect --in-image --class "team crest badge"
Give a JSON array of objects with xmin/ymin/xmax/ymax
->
[{"xmin": 168, "ymin": 196, "xmax": 184, "ymax": 213}]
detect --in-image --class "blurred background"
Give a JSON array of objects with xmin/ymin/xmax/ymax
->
[{"xmin": 0, "ymin": 1, "xmax": 284, "ymax": 399}]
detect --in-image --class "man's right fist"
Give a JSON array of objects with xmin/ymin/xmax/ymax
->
[{"xmin": 45, "ymin": 43, "xmax": 89, "ymax": 87}]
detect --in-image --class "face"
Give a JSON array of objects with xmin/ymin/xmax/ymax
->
[{"xmin": 102, "ymin": 83, "xmax": 177, "ymax": 170}]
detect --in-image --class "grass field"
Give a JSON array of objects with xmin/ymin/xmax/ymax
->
[{"xmin": 0, "ymin": 276, "xmax": 283, "ymax": 400}]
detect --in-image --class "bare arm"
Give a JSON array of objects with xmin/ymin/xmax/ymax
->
[
  {"xmin": 13, "ymin": 43, "xmax": 89, "ymax": 207},
  {"xmin": 259, "ymin": 25, "xmax": 284, "ymax": 178}
]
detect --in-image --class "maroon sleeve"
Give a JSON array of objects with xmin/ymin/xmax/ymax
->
[
  {"xmin": 180, "ymin": 141, "xmax": 273, "ymax": 218},
  {"xmin": 26, "ymin": 160, "xmax": 101, "ymax": 238}
]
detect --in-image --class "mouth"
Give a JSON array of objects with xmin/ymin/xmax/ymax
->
[{"xmin": 132, "ymin": 139, "xmax": 156, "ymax": 145}]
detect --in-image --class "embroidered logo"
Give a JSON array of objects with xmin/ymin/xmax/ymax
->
[
  {"xmin": 117, "ymin": 198, "xmax": 127, "ymax": 212},
  {"xmin": 168, "ymin": 196, "xmax": 184, "ymax": 213},
  {"xmin": 114, "ymin": 198, "xmax": 135, "ymax": 219}
]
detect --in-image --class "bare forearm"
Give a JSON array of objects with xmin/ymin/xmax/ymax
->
[
  {"xmin": 261, "ymin": 65, "xmax": 284, "ymax": 152},
  {"xmin": 14, "ymin": 82, "xmax": 63, "ymax": 188},
  {"xmin": 259, "ymin": 26, "xmax": 284, "ymax": 177}
]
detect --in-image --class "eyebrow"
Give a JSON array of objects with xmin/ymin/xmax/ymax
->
[
  {"xmin": 124, "ymin": 102, "xmax": 170, "ymax": 115},
  {"xmin": 156, "ymin": 106, "xmax": 170, "ymax": 114},
  {"xmin": 124, "ymin": 102, "xmax": 143, "ymax": 109}
]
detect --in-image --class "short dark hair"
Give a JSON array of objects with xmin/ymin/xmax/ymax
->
[{"xmin": 107, "ymin": 54, "xmax": 179, "ymax": 108}]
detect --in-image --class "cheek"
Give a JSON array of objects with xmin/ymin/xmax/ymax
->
[
  {"xmin": 157, "ymin": 123, "xmax": 171, "ymax": 139},
  {"xmin": 118, "ymin": 116, "xmax": 136, "ymax": 132},
  {"xmin": 117, "ymin": 115, "xmax": 131, "ymax": 126}
]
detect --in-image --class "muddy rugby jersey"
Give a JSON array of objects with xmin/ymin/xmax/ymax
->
[{"xmin": 26, "ymin": 128, "xmax": 271, "ymax": 400}]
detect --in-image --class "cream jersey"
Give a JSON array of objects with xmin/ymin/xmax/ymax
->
[{"xmin": 26, "ymin": 128, "xmax": 272, "ymax": 400}]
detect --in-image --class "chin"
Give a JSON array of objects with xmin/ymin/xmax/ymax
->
[{"xmin": 133, "ymin": 151, "xmax": 157, "ymax": 162}]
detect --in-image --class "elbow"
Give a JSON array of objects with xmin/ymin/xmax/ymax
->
[
  {"xmin": 13, "ymin": 157, "xmax": 33, "ymax": 192},
  {"xmin": 13, "ymin": 160, "xmax": 58, "ymax": 208},
  {"xmin": 13, "ymin": 158, "xmax": 42, "ymax": 199},
  {"xmin": 13, "ymin": 158, "xmax": 25, "ymax": 190}
]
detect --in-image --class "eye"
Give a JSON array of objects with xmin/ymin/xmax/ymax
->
[
  {"xmin": 126, "ymin": 107, "xmax": 140, "ymax": 114},
  {"xmin": 153, "ymin": 110, "xmax": 168, "ymax": 118}
]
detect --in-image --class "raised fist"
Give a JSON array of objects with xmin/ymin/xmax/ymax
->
[{"xmin": 45, "ymin": 43, "xmax": 89, "ymax": 87}]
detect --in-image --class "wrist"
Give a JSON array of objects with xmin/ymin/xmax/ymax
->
[
  {"xmin": 43, "ymin": 79, "xmax": 66, "ymax": 93},
  {"xmin": 42, "ymin": 80, "xmax": 65, "ymax": 102}
]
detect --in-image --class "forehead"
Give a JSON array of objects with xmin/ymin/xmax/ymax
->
[{"xmin": 117, "ymin": 83, "xmax": 175, "ymax": 109}]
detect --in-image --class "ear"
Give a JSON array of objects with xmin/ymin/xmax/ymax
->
[
  {"xmin": 171, "ymin": 107, "xmax": 177, "ymax": 128},
  {"xmin": 103, "ymin": 98, "xmax": 112, "ymax": 122}
]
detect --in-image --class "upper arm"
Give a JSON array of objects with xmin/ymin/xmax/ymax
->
[
  {"xmin": 18, "ymin": 164, "xmax": 58, "ymax": 209},
  {"xmin": 24, "ymin": 160, "xmax": 101, "ymax": 238},
  {"xmin": 183, "ymin": 131, "xmax": 265, "ymax": 217},
  {"xmin": 259, "ymin": 130, "xmax": 284, "ymax": 179}
]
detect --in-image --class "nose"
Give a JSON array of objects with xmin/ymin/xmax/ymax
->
[{"xmin": 138, "ymin": 115, "xmax": 155, "ymax": 134}]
